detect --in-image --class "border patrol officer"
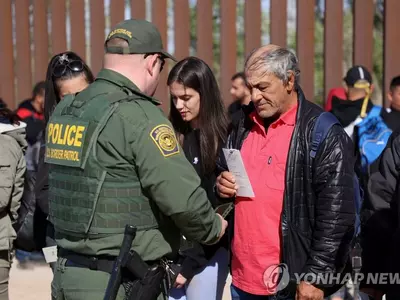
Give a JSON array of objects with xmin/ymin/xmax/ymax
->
[{"xmin": 47, "ymin": 19, "xmax": 227, "ymax": 300}]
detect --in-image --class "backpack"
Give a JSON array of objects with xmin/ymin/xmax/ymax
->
[
  {"xmin": 356, "ymin": 105, "xmax": 392, "ymax": 173},
  {"xmin": 310, "ymin": 112, "xmax": 363, "ymax": 240}
]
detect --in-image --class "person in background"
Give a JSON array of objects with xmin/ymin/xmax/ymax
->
[
  {"xmin": 216, "ymin": 44, "xmax": 356, "ymax": 300},
  {"xmin": 330, "ymin": 66, "xmax": 375, "ymax": 140},
  {"xmin": 14, "ymin": 82, "xmax": 46, "ymax": 266},
  {"xmin": 356, "ymin": 76, "xmax": 400, "ymax": 300},
  {"xmin": 34, "ymin": 51, "xmax": 94, "ymax": 272},
  {"xmin": 380, "ymin": 75, "xmax": 400, "ymax": 131},
  {"xmin": 360, "ymin": 128, "xmax": 400, "ymax": 300},
  {"xmin": 16, "ymin": 81, "xmax": 45, "ymax": 150},
  {"xmin": 324, "ymin": 87, "xmax": 346, "ymax": 112},
  {"xmin": 0, "ymin": 103, "xmax": 27, "ymax": 299},
  {"xmin": 0, "ymin": 100, "xmax": 6, "ymax": 110},
  {"xmin": 228, "ymin": 72, "xmax": 251, "ymax": 124},
  {"xmin": 168, "ymin": 56, "xmax": 230, "ymax": 300}
]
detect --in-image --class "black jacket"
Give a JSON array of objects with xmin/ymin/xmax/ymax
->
[
  {"xmin": 217, "ymin": 88, "xmax": 356, "ymax": 296},
  {"xmin": 177, "ymin": 129, "xmax": 226, "ymax": 279},
  {"xmin": 361, "ymin": 129, "xmax": 400, "ymax": 294}
]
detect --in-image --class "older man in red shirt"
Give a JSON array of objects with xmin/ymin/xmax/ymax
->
[{"xmin": 216, "ymin": 45, "xmax": 356, "ymax": 300}]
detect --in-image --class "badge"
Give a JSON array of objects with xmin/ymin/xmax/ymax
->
[{"xmin": 150, "ymin": 124, "xmax": 180, "ymax": 157}]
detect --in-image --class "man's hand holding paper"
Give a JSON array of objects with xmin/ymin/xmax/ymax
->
[{"xmin": 216, "ymin": 149, "xmax": 255, "ymax": 198}]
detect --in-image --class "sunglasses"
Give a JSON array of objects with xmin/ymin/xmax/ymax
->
[{"xmin": 52, "ymin": 59, "xmax": 84, "ymax": 78}]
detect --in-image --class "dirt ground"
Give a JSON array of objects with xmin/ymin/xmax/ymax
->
[
  {"xmin": 8, "ymin": 259, "xmax": 232, "ymax": 300},
  {"xmin": 9, "ymin": 259, "xmax": 52, "ymax": 300}
]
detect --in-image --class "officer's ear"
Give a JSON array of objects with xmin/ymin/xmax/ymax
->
[{"xmin": 144, "ymin": 54, "xmax": 159, "ymax": 76}]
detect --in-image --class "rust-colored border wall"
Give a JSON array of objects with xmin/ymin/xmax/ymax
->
[
  {"xmin": 90, "ymin": 0, "xmax": 105, "ymax": 75},
  {"xmin": 70, "ymin": 0, "xmax": 86, "ymax": 60},
  {"xmin": 384, "ymin": 0, "xmax": 400, "ymax": 108},
  {"xmin": 131, "ymin": 0, "xmax": 146, "ymax": 19},
  {"xmin": 3, "ymin": 1, "xmax": 400, "ymax": 108},
  {"xmin": 270, "ymin": 0, "xmax": 287, "ymax": 47},
  {"xmin": 33, "ymin": 0, "xmax": 49, "ymax": 83},
  {"xmin": 297, "ymin": 0, "xmax": 315, "ymax": 101},
  {"xmin": 245, "ymin": 0, "xmax": 261, "ymax": 57},
  {"xmin": 51, "ymin": 0, "xmax": 67, "ymax": 56},
  {"xmin": 353, "ymin": 0, "xmax": 374, "ymax": 72},
  {"xmin": 220, "ymin": 0, "xmax": 237, "ymax": 106},
  {"xmin": 110, "ymin": 0, "xmax": 125, "ymax": 28},
  {"xmin": 152, "ymin": 0, "xmax": 169, "ymax": 114},
  {"xmin": 324, "ymin": 0, "xmax": 343, "ymax": 101},
  {"xmin": 174, "ymin": 0, "xmax": 190, "ymax": 61},
  {"xmin": 50, "ymin": 0, "xmax": 67, "ymax": 55},
  {"xmin": 196, "ymin": 0, "xmax": 213, "ymax": 67},
  {"xmin": 0, "ymin": 0, "xmax": 15, "ymax": 108},
  {"xmin": 15, "ymin": 0, "xmax": 32, "ymax": 102}
]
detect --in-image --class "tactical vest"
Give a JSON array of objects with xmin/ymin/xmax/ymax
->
[{"xmin": 45, "ymin": 90, "xmax": 158, "ymax": 237}]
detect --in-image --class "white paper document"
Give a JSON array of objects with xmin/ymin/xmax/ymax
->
[
  {"xmin": 222, "ymin": 148, "xmax": 255, "ymax": 197},
  {"xmin": 42, "ymin": 246, "xmax": 58, "ymax": 263}
]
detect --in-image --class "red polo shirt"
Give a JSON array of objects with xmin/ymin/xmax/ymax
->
[{"xmin": 231, "ymin": 104, "xmax": 297, "ymax": 295}]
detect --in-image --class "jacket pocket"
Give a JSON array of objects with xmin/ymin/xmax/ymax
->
[{"xmin": 0, "ymin": 164, "xmax": 12, "ymax": 188}]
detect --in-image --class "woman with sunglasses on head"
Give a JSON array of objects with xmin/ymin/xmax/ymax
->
[
  {"xmin": 167, "ymin": 57, "xmax": 230, "ymax": 300},
  {"xmin": 34, "ymin": 51, "xmax": 94, "ymax": 271}
]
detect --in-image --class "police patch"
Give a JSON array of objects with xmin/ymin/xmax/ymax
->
[{"xmin": 150, "ymin": 124, "xmax": 180, "ymax": 157}]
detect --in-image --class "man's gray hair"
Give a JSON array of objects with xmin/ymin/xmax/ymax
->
[{"xmin": 245, "ymin": 47, "xmax": 301, "ymax": 85}]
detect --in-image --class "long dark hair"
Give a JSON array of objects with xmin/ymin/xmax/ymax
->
[
  {"xmin": 168, "ymin": 57, "xmax": 229, "ymax": 175},
  {"xmin": 44, "ymin": 51, "xmax": 95, "ymax": 124},
  {"xmin": 0, "ymin": 99, "xmax": 20, "ymax": 125}
]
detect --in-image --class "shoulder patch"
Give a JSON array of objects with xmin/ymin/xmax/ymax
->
[{"xmin": 150, "ymin": 124, "xmax": 180, "ymax": 157}]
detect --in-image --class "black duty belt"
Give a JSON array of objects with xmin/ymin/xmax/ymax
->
[
  {"xmin": 59, "ymin": 248, "xmax": 116, "ymax": 274},
  {"xmin": 59, "ymin": 248, "xmax": 161, "ymax": 275}
]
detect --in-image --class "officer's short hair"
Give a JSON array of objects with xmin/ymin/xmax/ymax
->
[{"xmin": 105, "ymin": 37, "xmax": 129, "ymax": 49}]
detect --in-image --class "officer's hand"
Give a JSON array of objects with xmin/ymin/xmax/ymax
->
[
  {"xmin": 216, "ymin": 171, "xmax": 237, "ymax": 198},
  {"xmin": 217, "ymin": 213, "xmax": 228, "ymax": 240},
  {"xmin": 174, "ymin": 274, "xmax": 187, "ymax": 289}
]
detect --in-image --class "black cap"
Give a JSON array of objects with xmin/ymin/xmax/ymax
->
[{"xmin": 344, "ymin": 65, "xmax": 372, "ymax": 87}]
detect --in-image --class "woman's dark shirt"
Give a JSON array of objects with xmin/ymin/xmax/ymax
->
[{"xmin": 178, "ymin": 129, "xmax": 226, "ymax": 279}]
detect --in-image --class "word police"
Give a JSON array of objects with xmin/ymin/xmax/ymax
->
[
  {"xmin": 46, "ymin": 122, "xmax": 86, "ymax": 163},
  {"xmin": 47, "ymin": 123, "xmax": 85, "ymax": 146}
]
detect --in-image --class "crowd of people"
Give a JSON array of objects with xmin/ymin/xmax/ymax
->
[{"xmin": 0, "ymin": 17, "xmax": 399, "ymax": 300}]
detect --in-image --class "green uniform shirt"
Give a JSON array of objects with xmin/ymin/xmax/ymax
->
[{"xmin": 54, "ymin": 69, "xmax": 221, "ymax": 261}]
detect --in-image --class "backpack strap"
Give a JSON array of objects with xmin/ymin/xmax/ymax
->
[{"xmin": 310, "ymin": 112, "xmax": 341, "ymax": 158}]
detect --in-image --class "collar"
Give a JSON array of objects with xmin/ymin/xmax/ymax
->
[
  {"xmin": 249, "ymin": 102, "xmax": 298, "ymax": 129},
  {"xmin": 96, "ymin": 69, "xmax": 161, "ymax": 105},
  {"xmin": 273, "ymin": 103, "xmax": 298, "ymax": 126}
]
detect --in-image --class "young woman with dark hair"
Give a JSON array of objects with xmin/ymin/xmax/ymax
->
[
  {"xmin": 0, "ymin": 105, "xmax": 27, "ymax": 299},
  {"xmin": 34, "ymin": 51, "xmax": 95, "ymax": 271},
  {"xmin": 168, "ymin": 56, "xmax": 230, "ymax": 300},
  {"xmin": 44, "ymin": 51, "xmax": 95, "ymax": 124}
]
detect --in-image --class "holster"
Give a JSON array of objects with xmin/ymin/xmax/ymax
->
[
  {"xmin": 124, "ymin": 265, "xmax": 165, "ymax": 300},
  {"xmin": 123, "ymin": 250, "xmax": 166, "ymax": 300}
]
